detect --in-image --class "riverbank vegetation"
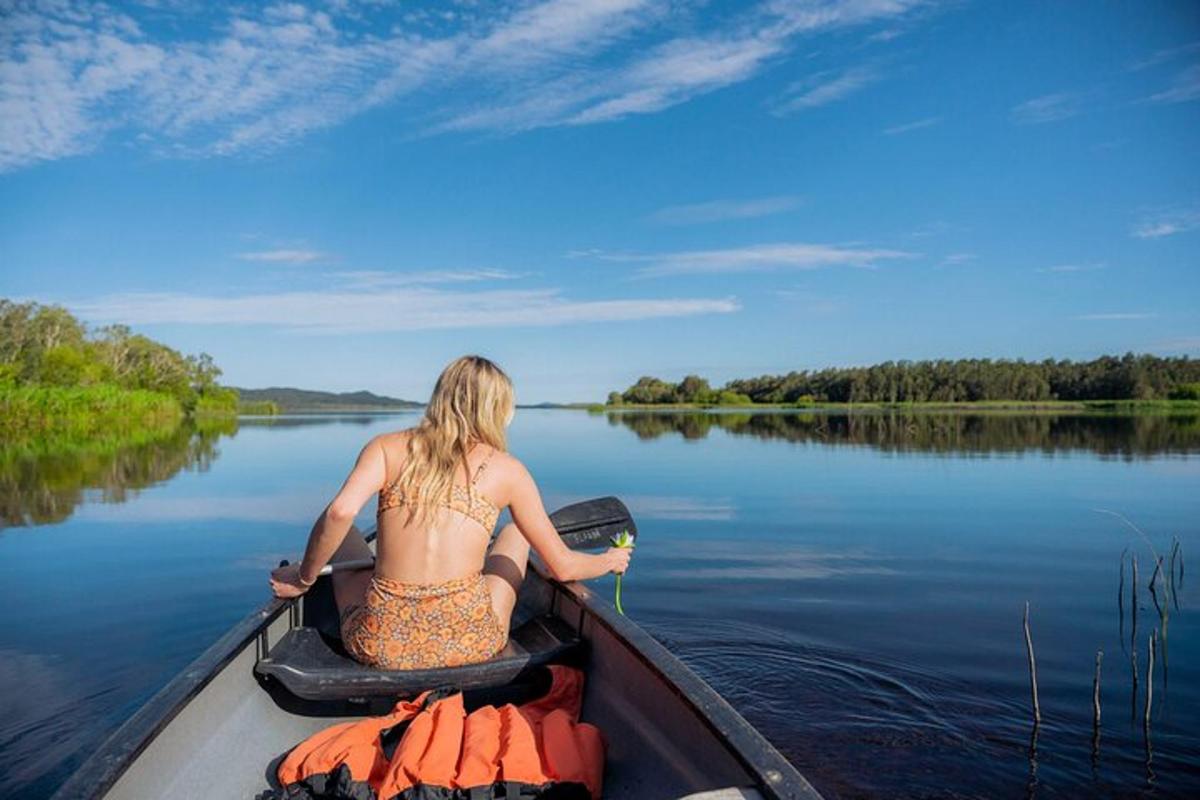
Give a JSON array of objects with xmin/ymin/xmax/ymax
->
[
  {"xmin": 0, "ymin": 299, "xmax": 251, "ymax": 443},
  {"xmin": 605, "ymin": 354, "xmax": 1200, "ymax": 408}
]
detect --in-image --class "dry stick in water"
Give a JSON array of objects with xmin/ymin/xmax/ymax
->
[
  {"xmin": 1093, "ymin": 650, "xmax": 1103, "ymax": 730},
  {"xmin": 1131, "ymin": 553, "xmax": 1139, "ymax": 650},
  {"xmin": 1118, "ymin": 549, "xmax": 1127, "ymax": 648},
  {"xmin": 1023, "ymin": 601, "xmax": 1041, "ymax": 726},
  {"xmin": 1149, "ymin": 558, "xmax": 1164, "ymax": 619},
  {"xmin": 1169, "ymin": 538, "xmax": 1182, "ymax": 611},
  {"xmin": 1145, "ymin": 630, "xmax": 1156, "ymax": 727}
]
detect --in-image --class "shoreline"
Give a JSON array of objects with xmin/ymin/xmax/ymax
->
[{"xmin": 582, "ymin": 399, "xmax": 1200, "ymax": 413}]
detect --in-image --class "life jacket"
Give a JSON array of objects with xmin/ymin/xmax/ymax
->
[{"xmin": 270, "ymin": 665, "xmax": 604, "ymax": 800}]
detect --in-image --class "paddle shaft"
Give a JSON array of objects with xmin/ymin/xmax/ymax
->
[{"xmin": 312, "ymin": 496, "xmax": 636, "ymax": 577}]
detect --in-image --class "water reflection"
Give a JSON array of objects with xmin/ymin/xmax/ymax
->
[
  {"xmin": 603, "ymin": 410, "xmax": 1200, "ymax": 457},
  {"xmin": 238, "ymin": 412, "xmax": 413, "ymax": 429},
  {"xmin": 0, "ymin": 419, "xmax": 237, "ymax": 528}
]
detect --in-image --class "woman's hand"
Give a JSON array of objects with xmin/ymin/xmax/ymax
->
[
  {"xmin": 269, "ymin": 563, "xmax": 311, "ymax": 599},
  {"xmin": 604, "ymin": 546, "xmax": 632, "ymax": 575}
]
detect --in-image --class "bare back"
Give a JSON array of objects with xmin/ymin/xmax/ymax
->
[{"xmin": 373, "ymin": 430, "xmax": 512, "ymax": 583}]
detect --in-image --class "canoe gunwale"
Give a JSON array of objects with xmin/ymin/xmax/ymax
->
[{"xmin": 535, "ymin": 560, "xmax": 823, "ymax": 800}]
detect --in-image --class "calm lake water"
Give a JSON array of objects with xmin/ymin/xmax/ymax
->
[{"xmin": 2, "ymin": 409, "xmax": 1198, "ymax": 798}]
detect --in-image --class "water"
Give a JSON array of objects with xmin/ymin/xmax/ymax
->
[{"xmin": 1, "ymin": 409, "xmax": 1198, "ymax": 798}]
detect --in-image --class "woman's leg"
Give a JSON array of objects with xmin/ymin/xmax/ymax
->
[
  {"xmin": 483, "ymin": 522, "xmax": 531, "ymax": 635},
  {"xmin": 329, "ymin": 527, "xmax": 375, "ymax": 624}
]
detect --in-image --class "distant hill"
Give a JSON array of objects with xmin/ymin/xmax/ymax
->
[{"xmin": 234, "ymin": 387, "xmax": 423, "ymax": 411}]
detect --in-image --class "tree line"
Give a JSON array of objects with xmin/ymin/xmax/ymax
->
[
  {"xmin": 0, "ymin": 299, "xmax": 238, "ymax": 414},
  {"xmin": 608, "ymin": 354, "xmax": 1200, "ymax": 405}
]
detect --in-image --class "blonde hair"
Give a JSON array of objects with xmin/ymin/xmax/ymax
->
[{"xmin": 392, "ymin": 355, "xmax": 515, "ymax": 531}]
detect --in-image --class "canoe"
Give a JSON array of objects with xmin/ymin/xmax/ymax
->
[{"xmin": 52, "ymin": 518, "xmax": 824, "ymax": 799}]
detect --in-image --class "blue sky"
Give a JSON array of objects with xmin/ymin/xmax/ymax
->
[{"xmin": 1, "ymin": 0, "xmax": 1198, "ymax": 403}]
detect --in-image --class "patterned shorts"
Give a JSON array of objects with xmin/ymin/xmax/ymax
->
[{"xmin": 340, "ymin": 571, "xmax": 508, "ymax": 670}]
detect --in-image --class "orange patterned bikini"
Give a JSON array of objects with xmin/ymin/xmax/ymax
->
[{"xmin": 341, "ymin": 445, "xmax": 508, "ymax": 670}]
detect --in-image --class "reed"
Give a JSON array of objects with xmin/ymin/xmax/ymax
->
[
  {"xmin": 1145, "ymin": 631, "xmax": 1156, "ymax": 727},
  {"xmin": 1093, "ymin": 650, "xmax": 1102, "ymax": 730},
  {"xmin": 1023, "ymin": 601, "xmax": 1040, "ymax": 726}
]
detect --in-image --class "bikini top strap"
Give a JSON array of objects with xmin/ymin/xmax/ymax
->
[{"xmin": 470, "ymin": 445, "xmax": 494, "ymax": 486}]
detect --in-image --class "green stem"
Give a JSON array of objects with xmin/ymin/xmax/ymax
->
[{"xmin": 614, "ymin": 574, "xmax": 625, "ymax": 615}]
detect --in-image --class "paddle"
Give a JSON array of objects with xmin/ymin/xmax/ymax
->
[{"xmin": 290, "ymin": 495, "xmax": 638, "ymax": 577}]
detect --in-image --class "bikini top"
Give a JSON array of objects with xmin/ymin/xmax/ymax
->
[{"xmin": 377, "ymin": 445, "xmax": 501, "ymax": 532}]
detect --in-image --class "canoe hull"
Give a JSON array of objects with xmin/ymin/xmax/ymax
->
[{"xmin": 52, "ymin": 561, "xmax": 822, "ymax": 800}]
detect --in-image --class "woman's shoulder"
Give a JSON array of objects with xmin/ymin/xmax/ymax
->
[
  {"xmin": 490, "ymin": 448, "xmax": 530, "ymax": 482},
  {"xmin": 360, "ymin": 429, "xmax": 413, "ymax": 467}
]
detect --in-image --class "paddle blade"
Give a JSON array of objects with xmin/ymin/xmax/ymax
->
[{"xmin": 549, "ymin": 496, "xmax": 637, "ymax": 550}]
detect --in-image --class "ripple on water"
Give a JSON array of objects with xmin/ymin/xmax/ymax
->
[{"xmin": 641, "ymin": 616, "xmax": 1054, "ymax": 798}]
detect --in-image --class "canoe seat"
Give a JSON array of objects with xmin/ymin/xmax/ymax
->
[{"xmin": 255, "ymin": 614, "xmax": 583, "ymax": 701}]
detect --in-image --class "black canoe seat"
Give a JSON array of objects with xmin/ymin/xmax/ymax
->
[{"xmin": 255, "ymin": 614, "xmax": 583, "ymax": 701}]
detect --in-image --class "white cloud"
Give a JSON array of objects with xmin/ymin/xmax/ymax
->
[
  {"xmin": 1074, "ymin": 312, "xmax": 1157, "ymax": 321},
  {"xmin": 236, "ymin": 249, "xmax": 327, "ymax": 263},
  {"xmin": 773, "ymin": 65, "xmax": 878, "ymax": 114},
  {"xmin": 1132, "ymin": 207, "xmax": 1200, "ymax": 239},
  {"xmin": 0, "ymin": 0, "xmax": 928, "ymax": 171},
  {"xmin": 647, "ymin": 195, "xmax": 800, "ymax": 225},
  {"xmin": 69, "ymin": 285, "xmax": 740, "ymax": 333},
  {"xmin": 585, "ymin": 242, "xmax": 915, "ymax": 276},
  {"xmin": 1011, "ymin": 92, "xmax": 1081, "ymax": 124},
  {"xmin": 883, "ymin": 115, "xmax": 941, "ymax": 135}
]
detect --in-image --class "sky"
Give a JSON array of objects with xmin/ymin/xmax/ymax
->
[{"xmin": 1, "ymin": 0, "xmax": 1198, "ymax": 403}]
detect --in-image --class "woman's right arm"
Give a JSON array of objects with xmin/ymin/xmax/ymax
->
[{"xmin": 508, "ymin": 460, "xmax": 631, "ymax": 582}]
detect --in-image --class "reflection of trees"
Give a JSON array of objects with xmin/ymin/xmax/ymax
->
[
  {"xmin": 0, "ymin": 418, "xmax": 235, "ymax": 527},
  {"xmin": 607, "ymin": 411, "xmax": 1200, "ymax": 459},
  {"xmin": 237, "ymin": 414, "xmax": 404, "ymax": 429}
]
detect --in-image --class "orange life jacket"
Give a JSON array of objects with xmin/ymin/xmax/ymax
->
[{"xmin": 272, "ymin": 665, "xmax": 604, "ymax": 800}]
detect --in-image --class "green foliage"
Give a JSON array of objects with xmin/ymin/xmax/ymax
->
[
  {"xmin": 0, "ymin": 298, "xmax": 242, "ymax": 421},
  {"xmin": 1169, "ymin": 382, "xmax": 1200, "ymax": 401},
  {"xmin": 0, "ymin": 385, "xmax": 182, "ymax": 442},
  {"xmin": 716, "ymin": 390, "xmax": 753, "ymax": 405},
  {"xmin": 238, "ymin": 400, "xmax": 281, "ymax": 415},
  {"xmin": 193, "ymin": 386, "xmax": 239, "ymax": 415},
  {"xmin": 611, "ymin": 354, "xmax": 1200, "ymax": 405}
]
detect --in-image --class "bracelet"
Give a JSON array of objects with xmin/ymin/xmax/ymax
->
[{"xmin": 297, "ymin": 567, "xmax": 317, "ymax": 587}]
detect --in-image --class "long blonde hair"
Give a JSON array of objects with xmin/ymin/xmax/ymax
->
[{"xmin": 392, "ymin": 355, "xmax": 515, "ymax": 531}]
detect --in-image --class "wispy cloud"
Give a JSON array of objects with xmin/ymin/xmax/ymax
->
[
  {"xmin": 882, "ymin": 115, "xmax": 941, "ymax": 135},
  {"xmin": 772, "ymin": 288, "xmax": 844, "ymax": 315},
  {"xmin": 1144, "ymin": 64, "xmax": 1200, "ymax": 104},
  {"xmin": 1132, "ymin": 206, "xmax": 1200, "ymax": 239},
  {"xmin": 0, "ymin": 0, "xmax": 927, "ymax": 172},
  {"xmin": 236, "ymin": 249, "xmax": 327, "ymax": 264},
  {"xmin": 1128, "ymin": 41, "xmax": 1200, "ymax": 72},
  {"xmin": 1011, "ymin": 92, "xmax": 1082, "ymax": 124},
  {"xmin": 772, "ymin": 66, "xmax": 878, "ymax": 114},
  {"xmin": 332, "ymin": 268, "xmax": 529, "ymax": 288},
  {"xmin": 69, "ymin": 285, "xmax": 740, "ymax": 333},
  {"xmin": 1150, "ymin": 335, "xmax": 1200, "ymax": 353},
  {"xmin": 647, "ymin": 195, "xmax": 799, "ymax": 225},
  {"xmin": 1037, "ymin": 263, "xmax": 1106, "ymax": 273},
  {"xmin": 938, "ymin": 252, "xmax": 976, "ymax": 268},
  {"xmin": 907, "ymin": 221, "xmax": 955, "ymax": 239},
  {"xmin": 584, "ymin": 242, "xmax": 915, "ymax": 277},
  {"xmin": 1074, "ymin": 312, "xmax": 1157, "ymax": 321}
]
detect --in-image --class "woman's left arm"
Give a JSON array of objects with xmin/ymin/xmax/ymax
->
[{"xmin": 270, "ymin": 435, "xmax": 388, "ymax": 597}]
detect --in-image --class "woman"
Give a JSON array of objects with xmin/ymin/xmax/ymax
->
[{"xmin": 268, "ymin": 355, "xmax": 632, "ymax": 670}]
